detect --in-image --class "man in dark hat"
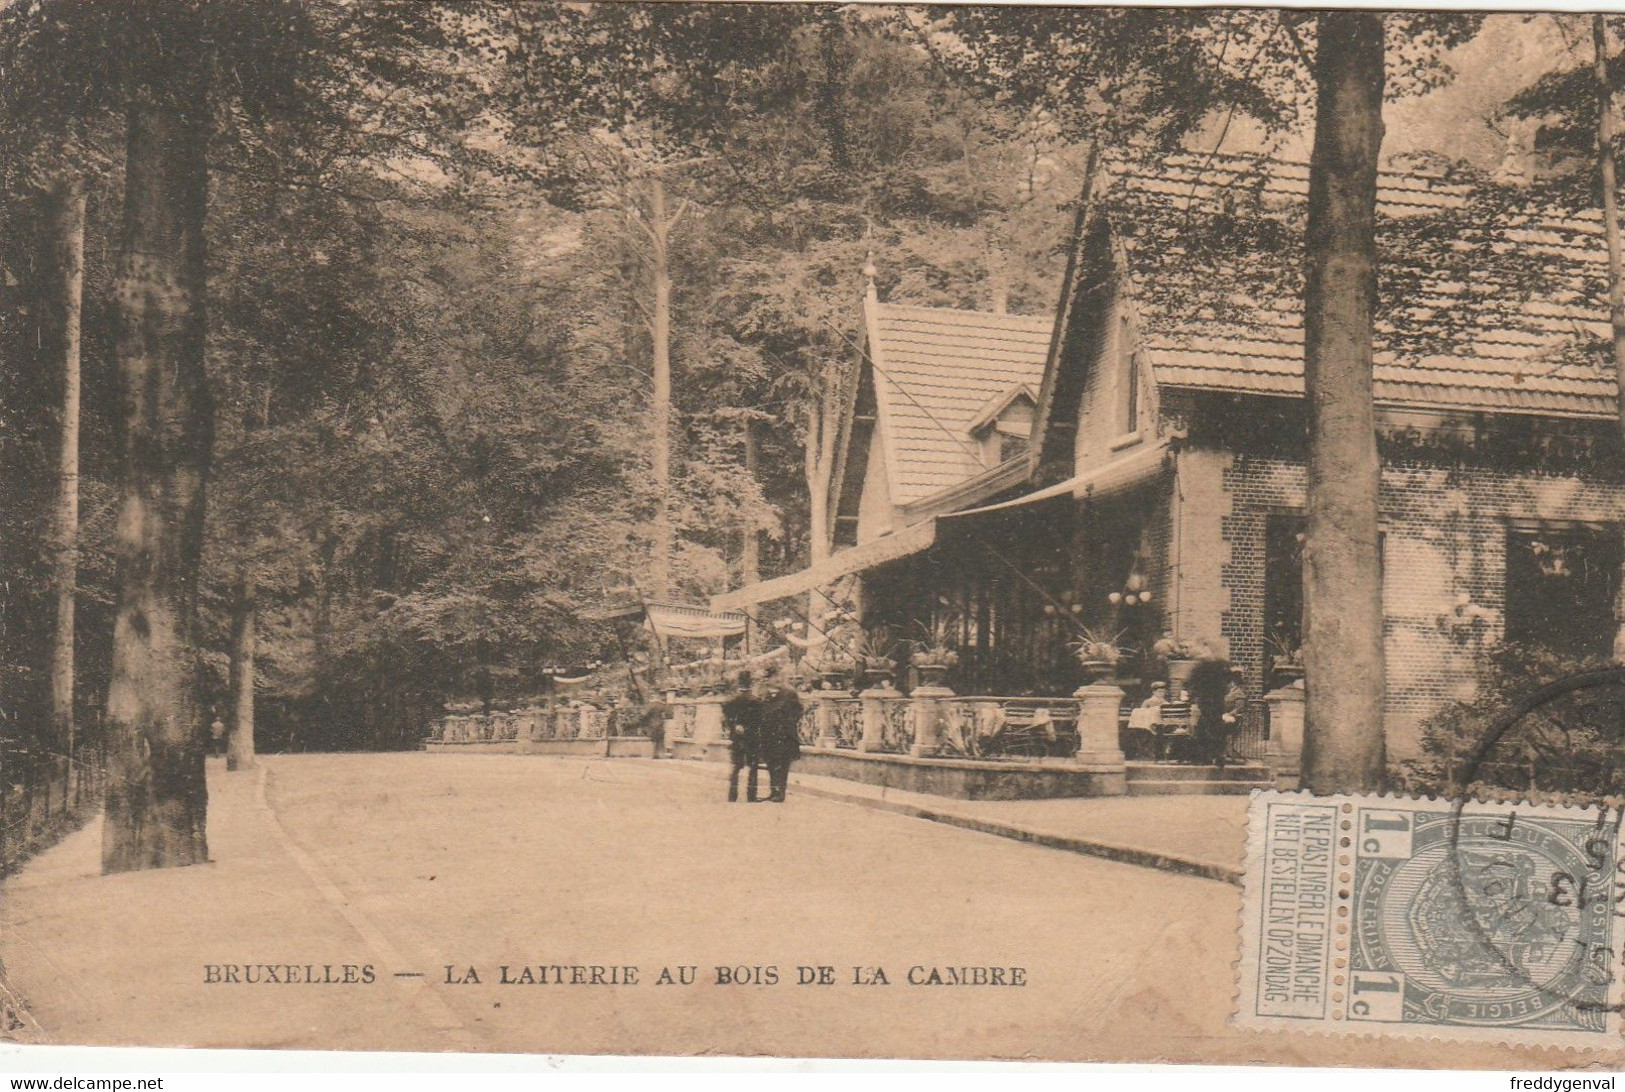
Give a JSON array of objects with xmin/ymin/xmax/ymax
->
[
  {"xmin": 722, "ymin": 670, "xmax": 762, "ymax": 803},
  {"xmin": 756, "ymin": 666, "xmax": 804, "ymax": 803},
  {"xmin": 1186, "ymin": 658, "xmax": 1232, "ymax": 768},
  {"xmin": 1221, "ymin": 665, "xmax": 1249, "ymax": 764}
]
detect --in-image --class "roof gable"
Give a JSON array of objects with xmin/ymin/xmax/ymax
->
[
  {"xmin": 861, "ymin": 299, "xmax": 1052, "ymax": 506},
  {"xmin": 1099, "ymin": 153, "xmax": 1617, "ymax": 418},
  {"xmin": 967, "ymin": 383, "xmax": 1039, "ymax": 435}
]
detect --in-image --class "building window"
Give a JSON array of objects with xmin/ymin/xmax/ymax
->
[
  {"xmin": 1116, "ymin": 312, "xmax": 1139, "ymax": 435},
  {"xmin": 1505, "ymin": 525, "xmax": 1622, "ymax": 660},
  {"xmin": 1122, "ymin": 348, "xmax": 1140, "ymax": 434},
  {"xmin": 1263, "ymin": 514, "xmax": 1386, "ymax": 679},
  {"xmin": 998, "ymin": 432, "xmax": 1029, "ymax": 463},
  {"xmin": 1264, "ymin": 514, "xmax": 1306, "ymax": 676}
]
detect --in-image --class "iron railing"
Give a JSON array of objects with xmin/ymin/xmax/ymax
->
[{"xmin": 0, "ymin": 740, "xmax": 107, "ymax": 877}]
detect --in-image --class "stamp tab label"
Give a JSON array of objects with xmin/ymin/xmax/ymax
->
[{"xmin": 1253, "ymin": 802, "xmax": 1338, "ymax": 1020}]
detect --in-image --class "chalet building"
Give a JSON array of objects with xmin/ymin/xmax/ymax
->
[{"xmin": 717, "ymin": 153, "xmax": 1625, "ymax": 766}]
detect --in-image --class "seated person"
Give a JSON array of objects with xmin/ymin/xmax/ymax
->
[{"xmin": 1127, "ymin": 682, "xmax": 1167, "ymax": 730}]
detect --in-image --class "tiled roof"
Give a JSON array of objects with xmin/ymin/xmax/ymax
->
[
  {"xmin": 866, "ymin": 300, "xmax": 1053, "ymax": 504},
  {"xmin": 1107, "ymin": 154, "xmax": 1619, "ymax": 418}
]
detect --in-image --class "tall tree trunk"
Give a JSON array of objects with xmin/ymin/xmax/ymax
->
[
  {"xmin": 807, "ymin": 370, "xmax": 840, "ymax": 569},
  {"xmin": 741, "ymin": 417, "xmax": 760, "ymax": 587},
  {"xmin": 803, "ymin": 397, "xmax": 826, "ymax": 629},
  {"xmin": 803, "ymin": 376, "xmax": 841, "ymax": 625},
  {"xmin": 741, "ymin": 417, "xmax": 760, "ymax": 653},
  {"xmin": 42, "ymin": 176, "xmax": 86, "ymax": 763},
  {"xmin": 103, "ymin": 63, "xmax": 213, "ymax": 873},
  {"xmin": 1300, "ymin": 12, "xmax": 1387, "ymax": 794},
  {"xmin": 226, "ymin": 574, "xmax": 256, "ymax": 771},
  {"xmin": 648, "ymin": 176, "xmax": 673, "ymax": 599},
  {"xmin": 984, "ymin": 235, "xmax": 1009, "ymax": 315},
  {"xmin": 300, "ymin": 530, "xmax": 338, "ymax": 756},
  {"xmin": 1593, "ymin": 15, "xmax": 1625, "ymax": 443},
  {"xmin": 804, "ymin": 399, "xmax": 829, "ymax": 568}
]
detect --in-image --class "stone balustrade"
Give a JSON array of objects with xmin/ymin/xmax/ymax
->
[
  {"xmin": 430, "ymin": 701, "xmax": 637, "ymax": 745},
  {"xmin": 428, "ymin": 686, "xmax": 1142, "ymax": 787},
  {"xmin": 784, "ymin": 687, "xmax": 1114, "ymax": 771},
  {"xmin": 660, "ymin": 694, "xmax": 728, "ymax": 759}
]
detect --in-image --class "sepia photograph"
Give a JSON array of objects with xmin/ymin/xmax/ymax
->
[{"xmin": 6, "ymin": 0, "xmax": 1625, "ymax": 1076}]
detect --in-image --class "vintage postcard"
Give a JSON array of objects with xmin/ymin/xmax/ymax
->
[{"xmin": 10, "ymin": 0, "xmax": 1625, "ymax": 1074}]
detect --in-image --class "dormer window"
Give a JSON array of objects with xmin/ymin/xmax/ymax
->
[
  {"xmin": 968, "ymin": 383, "xmax": 1039, "ymax": 468},
  {"xmin": 997, "ymin": 431, "xmax": 1029, "ymax": 464}
]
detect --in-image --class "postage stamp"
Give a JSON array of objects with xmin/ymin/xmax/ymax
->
[{"xmin": 1237, "ymin": 792, "xmax": 1625, "ymax": 1046}]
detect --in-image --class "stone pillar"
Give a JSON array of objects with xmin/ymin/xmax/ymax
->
[
  {"xmin": 1264, "ymin": 679, "xmax": 1305, "ymax": 790},
  {"xmin": 808, "ymin": 690, "xmax": 840, "ymax": 749},
  {"xmin": 693, "ymin": 695, "xmax": 727, "ymax": 750},
  {"xmin": 858, "ymin": 685, "xmax": 900, "ymax": 752},
  {"xmin": 909, "ymin": 684, "xmax": 953, "ymax": 757},
  {"xmin": 1072, "ymin": 681, "xmax": 1128, "ymax": 794}
]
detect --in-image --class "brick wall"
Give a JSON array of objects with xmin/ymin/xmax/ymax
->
[{"xmin": 1176, "ymin": 444, "xmax": 1625, "ymax": 760}]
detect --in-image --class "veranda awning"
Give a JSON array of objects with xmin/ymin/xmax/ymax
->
[
  {"xmin": 710, "ymin": 519, "xmax": 939, "ymax": 611},
  {"xmin": 942, "ymin": 438, "xmax": 1171, "ymax": 523},
  {"xmin": 709, "ymin": 439, "xmax": 1171, "ymax": 612}
]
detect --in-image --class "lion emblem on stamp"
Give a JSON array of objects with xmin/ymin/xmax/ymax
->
[{"xmin": 1404, "ymin": 846, "xmax": 1572, "ymax": 992}]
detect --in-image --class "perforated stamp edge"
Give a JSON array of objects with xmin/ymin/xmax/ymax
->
[{"xmin": 1234, "ymin": 790, "xmax": 1625, "ymax": 1050}]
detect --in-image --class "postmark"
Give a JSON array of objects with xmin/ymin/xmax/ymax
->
[
  {"xmin": 1238, "ymin": 792, "xmax": 1624, "ymax": 1045},
  {"xmin": 1441, "ymin": 665, "xmax": 1625, "ymax": 1023}
]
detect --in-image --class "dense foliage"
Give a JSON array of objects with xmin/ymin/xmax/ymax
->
[
  {"xmin": 1397, "ymin": 644, "xmax": 1625, "ymax": 802},
  {"xmin": 0, "ymin": 5, "xmax": 1568, "ymax": 764},
  {"xmin": 0, "ymin": 4, "xmax": 1103, "ymax": 752}
]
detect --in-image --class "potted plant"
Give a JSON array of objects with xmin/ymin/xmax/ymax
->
[
  {"xmin": 1069, "ymin": 626, "xmax": 1124, "ymax": 685},
  {"xmin": 814, "ymin": 652, "xmax": 855, "ymax": 690},
  {"xmin": 909, "ymin": 619, "xmax": 960, "ymax": 689},
  {"xmin": 1153, "ymin": 633, "xmax": 1210, "ymax": 694},
  {"xmin": 849, "ymin": 628, "xmax": 899, "ymax": 689},
  {"xmin": 1266, "ymin": 632, "xmax": 1305, "ymax": 684},
  {"xmin": 910, "ymin": 642, "xmax": 960, "ymax": 689}
]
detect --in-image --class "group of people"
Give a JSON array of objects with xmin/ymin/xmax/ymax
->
[
  {"xmin": 1129, "ymin": 661, "xmax": 1250, "ymax": 767},
  {"xmin": 721, "ymin": 668, "xmax": 803, "ymax": 803}
]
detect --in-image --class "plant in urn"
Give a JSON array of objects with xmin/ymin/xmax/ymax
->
[{"xmin": 1069, "ymin": 627, "xmax": 1124, "ymax": 686}]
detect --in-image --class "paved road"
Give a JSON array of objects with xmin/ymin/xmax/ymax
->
[{"xmin": 0, "ymin": 754, "xmax": 1594, "ymax": 1065}]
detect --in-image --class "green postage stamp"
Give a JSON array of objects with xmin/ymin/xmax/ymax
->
[{"xmin": 1238, "ymin": 793, "xmax": 1624, "ymax": 1045}]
